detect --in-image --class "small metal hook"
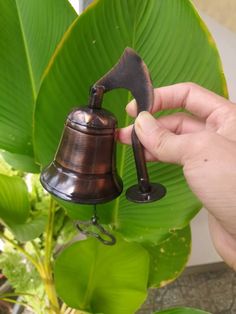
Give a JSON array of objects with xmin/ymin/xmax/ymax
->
[{"xmin": 76, "ymin": 206, "xmax": 116, "ymax": 245}]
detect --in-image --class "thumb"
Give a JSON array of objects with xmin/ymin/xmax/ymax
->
[{"xmin": 135, "ymin": 111, "xmax": 190, "ymax": 165}]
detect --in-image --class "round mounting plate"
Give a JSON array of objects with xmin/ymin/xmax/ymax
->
[{"xmin": 126, "ymin": 183, "xmax": 166, "ymax": 203}]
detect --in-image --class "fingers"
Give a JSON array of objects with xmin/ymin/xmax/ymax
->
[
  {"xmin": 126, "ymin": 99, "xmax": 138, "ymax": 117},
  {"xmin": 134, "ymin": 111, "xmax": 193, "ymax": 164},
  {"xmin": 117, "ymin": 124, "xmax": 133, "ymax": 145},
  {"xmin": 116, "ymin": 125, "xmax": 157, "ymax": 161},
  {"xmin": 126, "ymin": 82, "xmax": 231, "ymax": 119},
  {"xmin": 117, "ymin": 112, "xmax": 205, "ymax": 145}
]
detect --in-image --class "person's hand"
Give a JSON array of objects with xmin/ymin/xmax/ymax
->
[{"xmin": 118, "ymin": 82, "xmax": 236, "ymax": 270}]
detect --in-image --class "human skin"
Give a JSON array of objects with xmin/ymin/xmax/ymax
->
[{"xmin": 118, "ymin": 82, "xmax": 236, "ymax": 270}]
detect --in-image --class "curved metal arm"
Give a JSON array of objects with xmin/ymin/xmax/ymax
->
[
  {"xmin": 91, "ymin": 47, "xmax": 153, "ymax": 112},
  {"xmin": 91, "ymin": 47, "xmax": 166, "ymax": 202}
]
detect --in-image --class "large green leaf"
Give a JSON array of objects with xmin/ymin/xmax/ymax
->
[
  {"xmin": 35, "ymin": 0, "xmax": 226, "ymax": 242},
  {"xmin": 155, "ymin": 308, "xmax": 210, "ymax": 314},
  {"xmin": 54, "ymin": 237, "xmax": 149, "ymax": 313},
  {"xmin": 9, "ymin": 213, "xmax": 47, "ymax": 242},
  {"xmin": 0, "ymin": 173, "xmax": 30, "ymax": 224},
  {"xmin": 0, "ymin": 0, "xmax": 77, "ymax": 170},
  {"xmin": 144, "ymin": 226, "xmax": 191, "ymax": 288}
]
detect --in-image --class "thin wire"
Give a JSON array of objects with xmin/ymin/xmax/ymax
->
[{"xmin": 93, "ymin": 204, "xmax": 97, "ymax": 218}]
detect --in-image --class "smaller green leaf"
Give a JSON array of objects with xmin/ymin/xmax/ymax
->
[
  {"xmin": 144, "ymin": 226, "xmax": 191, "ymax": 288},
  {"xmin": 0, "ymin": 153, "xmax": 16, "ymax": 176},
  {"xmin": 54, "ymin": 236, "xmax": 149, "ymax": 314},
  {"xmin": 1, "ymin": 151, "xmax": 40, "ymax": 173},
  {"xmin": 0, "ymin": 174, "xmax": 30, "ymax": 224},
  {"xmin": 154, "ymin": 308, "xmax": 211, "ymax": 314},
  {"xmin": 8, "ymin": 213, "xmax": 47, "ymax": 242}
]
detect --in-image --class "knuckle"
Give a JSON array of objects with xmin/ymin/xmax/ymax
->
[
  {"xmin": 207, "ymin": 105, "xmax": 236, "ymax": 130},
  {"xmin": 181, "ymin": 82, "xmax": 199, "ymax": 93},
  {"xmin": 185, "ymin": 82, "xmax": 198, "ymax": 89}
]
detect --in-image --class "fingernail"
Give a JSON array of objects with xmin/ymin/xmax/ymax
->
[{"xmin": 135, "ymin": 111, "xmax": 158, "ymax": 135}]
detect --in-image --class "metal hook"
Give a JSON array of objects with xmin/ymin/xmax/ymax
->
[{"xmin": 76, "ymin": 206, "xmax": 116, "ymax": 245}]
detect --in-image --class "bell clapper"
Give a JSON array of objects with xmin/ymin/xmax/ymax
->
[{"xmin": 76, "ymin": 205, "xmax": 116, "ymax": 245}]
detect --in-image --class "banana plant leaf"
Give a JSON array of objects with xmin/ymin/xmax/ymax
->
[
  {"xmin": 54, "ymin": 236, "xmax": 149, "ymax": 314},
  {"xmin": 0, "ymin": 173, "xmax": 47, "ymax": 241},
  {"xmin": 35, "ymin": 0, "xmax": 226, "ymax": 243},
  {"xmin": 154, "ymin": 308, "xmax": 210, "ymax": 314},
  {"xmin": 0, "ymin": 173, "xmax": 30, "ymax": 224},
  {"xmin": 144, "ymin": 225, "xmax": 191, "ymax": 288},
  {"xmin": 0, "ymin": 0, "xmax": 77, "ymax": 171}
]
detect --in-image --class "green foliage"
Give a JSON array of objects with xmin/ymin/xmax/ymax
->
[
  {"xmin": 145, "ymin": 226, "xmax": 191, "ymax": 288},
  {"xmin": 0, "ymin": 153, "xmax": 17, "ymax": 176},
  {"xmin": 9, "ymin": 213, "xmax": 47, "ymax": 242},
  {"xmin": 54, "ymin": 236, "xmax": 149, "ymax": 314},
  {"xmin": 0, "ymin": 0, "xmax": 227, "ymax": 313},
  {"xmin": 1, "ymin": 150, "xmax": 40, "ymax": 173},
  {"xmin": 0, "ymin": 251, "xmax": 44, "ymax": 313},
  {"xmin": 0, "ymin": 251, "xmax": 42, "ymax": 293},
  {"xmin": 54, "ymin": 209, "xmax": 77, "ymax": 245},
  {"xmin": 0, "ymin": 172, "xmax": 49, "ymax": 241},
  {"xmin": 0, "ymin": 0, "xmax": 77, "ymax": 170},
  {"xmin": 0, "ymin": 173, "xmax": 30, "ymax": 224}
]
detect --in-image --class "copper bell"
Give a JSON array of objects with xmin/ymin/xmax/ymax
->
[{"xmin": 40, "ymin": 48, "xmax": 166, "ymax": 205}]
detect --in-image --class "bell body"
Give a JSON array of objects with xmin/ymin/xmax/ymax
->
[{"xmin": 40, "ymin": 107, "xmax": 123, "ymax": 204}]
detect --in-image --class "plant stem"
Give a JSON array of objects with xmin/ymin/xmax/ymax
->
[
  {"xmin": 42, "ymin": 197, "xmax": 60, "ymax": 314},
  {"xmin": 60, "ymin": 304, "xmax": 90, "ymax": 314},
  {"xmin": 0, "ymin": 292, "xmax": 36, "ymax": 298},
  {"xmin": 0, "ymin": 199, "xmax": 60, "ymax": 313},
  {"xmin": 0, "ymin": 297, "xmax": 33, "ymax": 311},
  {"xmin": 0, "ymin": 232, "xmax": 41, "ymax": 273},
  {"xmin": 61, "ymin": 303, "xmax": 68, "ymax": 312},
  {"xmin": 45, "ymin": 197, "xmax": 55, "ymax": 266},
  {"xmin": 31, "ymin": 239, "xmax": 42, "ymax": 262}
]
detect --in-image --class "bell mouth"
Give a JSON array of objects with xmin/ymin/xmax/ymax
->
[{"xmin": 40, "ymin": 161, "xmax": 123, "ymax": 205}]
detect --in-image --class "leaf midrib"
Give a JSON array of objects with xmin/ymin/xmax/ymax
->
[
  {"xmin": 112, "ymin": 1, "xmax": 139, "ymax": 228},
  {"xmin": 80, "ymin": 243, "xmax": 98, "ymax": 310},
  {"xmin": 15, "ymin": 0, "xmax": 37, "ymax": 101}
]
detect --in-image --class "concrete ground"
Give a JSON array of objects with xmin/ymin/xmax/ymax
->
[{"xmin": 138, "ymin": 264, "xmax": 236, "ymax": 314}]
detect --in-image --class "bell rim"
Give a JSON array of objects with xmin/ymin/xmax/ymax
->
[{"xmin": 40, "ymin": 175, "xmax": 123, "ymax": 205}]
